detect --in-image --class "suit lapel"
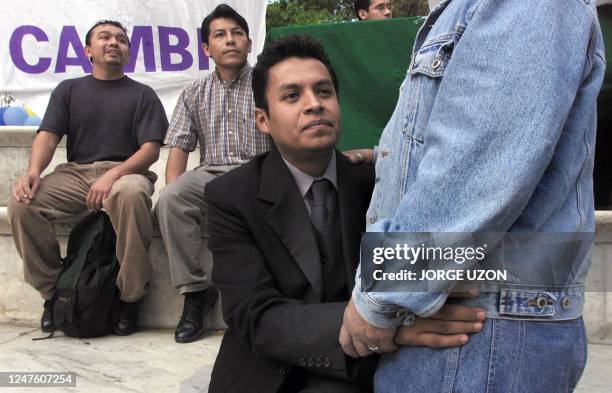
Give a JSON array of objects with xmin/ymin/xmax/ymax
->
[{"xmin": 259, "ymin": 149, "xmax": 323, "ymax": 296}]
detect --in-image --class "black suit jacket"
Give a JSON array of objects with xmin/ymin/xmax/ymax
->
[{"xmin": 205, "ymin": 148, "xmax": 376, "ymax": 393}]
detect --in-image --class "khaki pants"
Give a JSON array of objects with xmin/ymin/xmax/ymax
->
[{"xmin": 7, "ymin": 161, "xmax": 156, "ymax": 302}]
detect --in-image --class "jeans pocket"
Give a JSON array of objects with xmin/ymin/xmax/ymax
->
[
  {"xmin": 522, "ymin": 319, "xmax": 587, "ymax": 393},
  {"xmin": 569, "ymin": 318, "xmax": 588, "ymax": 390}
]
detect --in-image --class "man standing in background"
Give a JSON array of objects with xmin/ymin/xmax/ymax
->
[{"xmin": 354, "ymin": 0, "xmax": 393, "ymax": 20}]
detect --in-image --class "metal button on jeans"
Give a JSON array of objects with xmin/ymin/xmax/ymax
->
[
  {"xmin": 432, "ymin": 59, "xmax": 442, "ymax": 70},
  {"xmin": 561, "ymin": 297, "xmax": 571, "ymax": 309},
  {"xmin": 536, "ymin": 296, "xmax": 550, "ymax": 309}
]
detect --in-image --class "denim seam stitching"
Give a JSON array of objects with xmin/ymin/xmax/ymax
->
[
  {"xmin": 441, "ymin": 346, "xmax": 460, "ymax": 393},
  {"xmin": 485, "ymin": 319, "xmax": 498, "ymax": 393},
  {"xmin": 396, "ymin": 76, "xmax": 420, "ymax": 209},
  {"xmin": 510, "ymin": 321, "xmax": 526, "ymax": 392},
  {"xmin": 575, "ymin": 127, "xmax": 589, "ymax": 233}
]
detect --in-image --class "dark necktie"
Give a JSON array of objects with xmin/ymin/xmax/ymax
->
[{"xmin": 308, "ymin": 179, "xmax": 332, "ymax": 233}]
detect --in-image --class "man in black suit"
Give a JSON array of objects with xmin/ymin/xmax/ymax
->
[{"xmin": 205, "ymin": 35, "xmax": 485, "ymax": 393}]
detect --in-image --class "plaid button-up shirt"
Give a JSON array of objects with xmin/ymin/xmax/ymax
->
[{"xmin": 164, "ymin": 63, "xmax": 270, "ymax": 165}]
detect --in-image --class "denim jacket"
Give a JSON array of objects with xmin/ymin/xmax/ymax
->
[{"xmin": 353, "ymin": 0, "xmax": 606, "ymax": 328}]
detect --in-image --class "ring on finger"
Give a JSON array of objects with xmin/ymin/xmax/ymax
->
[
  {"xmin": 355, "ymin": 152, "xmax": 364, "ymax": 163},
  {"xmin": 367, "ymin": 344, "xmax": 379, "ymax": 352}
]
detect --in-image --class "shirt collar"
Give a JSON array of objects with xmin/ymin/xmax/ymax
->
[
  {"xmin": 283, "ymin": 150, "xmax": 338, "ymax": 198},
  {"xmin": 214, "ymin": 62, "xmax": 251, "ymax": 88}
]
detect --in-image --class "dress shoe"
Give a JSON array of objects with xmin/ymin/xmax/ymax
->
[
  {"xmin": 175, "ymin": 287, "xmax": 219, "ymax": 343},
  {"xmin": 114, "ymin": 300, "xmax": 141, "ymax": 336},
  {"xmin": 41, "ymin": 300, "xmax": 54, "ymax": 333}
]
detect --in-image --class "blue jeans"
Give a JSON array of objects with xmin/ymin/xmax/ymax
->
[{"xmin": 374, "ymin": 317, "xmax": 587, "ymax": 393}]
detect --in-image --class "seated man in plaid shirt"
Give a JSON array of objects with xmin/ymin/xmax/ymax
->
[{"xmin": 155, "ymin": 4, "xmax": 270, "ymax": 343}]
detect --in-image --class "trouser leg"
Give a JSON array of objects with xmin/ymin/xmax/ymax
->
[
  {"xmin": 7, "ymin": 164, "xmax": 89, "ymax": 299},
  {"xmin": 155, "ymin": 165, "xmax": 236, "ymax": 294},
  {"xmin": 102, "ymin": 170, "xmax": 155, "ymax": 302}
]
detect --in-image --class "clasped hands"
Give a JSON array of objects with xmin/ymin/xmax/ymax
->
[{"xmin": 339, "ymin": 291, "xmax": 486, "ymax": 358}]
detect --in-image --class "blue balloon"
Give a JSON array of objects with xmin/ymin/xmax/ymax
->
[
  {"xmin": 3, "ymin": 106, "xmax": 29, "ymax": 125},
  {"xmin": 0, "ymin": 107, "xmax": 6, "ymax": 126},
  {"xmin": 24, "ymin": 116, "xmax": 41, "ymax": 126}
]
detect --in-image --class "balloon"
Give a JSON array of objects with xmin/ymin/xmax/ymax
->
[
  {"xmin": 0, "ymin": 107, "xmax": 6, "ymax": 126},
  {"xmin": 24, "ymin": 116, "xmax": 42, "ymax": 126},
  {"xmin": 3, "ymin": 106, "xmax": 28, "ymax": 125}
]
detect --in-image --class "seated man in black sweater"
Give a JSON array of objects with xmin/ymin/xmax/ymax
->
[{"xmin": 8, "ymin": 20, "xmax": 168, "ymax": 336}]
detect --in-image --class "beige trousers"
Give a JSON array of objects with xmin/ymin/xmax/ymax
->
[{"xmin": 7, "ymin": 161, "xmax": 156, "ymax": 302}]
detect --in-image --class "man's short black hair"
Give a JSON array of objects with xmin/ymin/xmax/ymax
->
[
  {"xmin": 85, "ymin": 20, "xmax": 129, "ymax": 47},
  {"xmin": 201, "ymin": 4, "xmax": 250, "ymax": 45},
  {"xmin": 354, "ymin": 0, "xmax": 372, "ymax": 19},
  {"xmin": 252, "ymin": 34, "xmax": 339, "ymax": 114}
]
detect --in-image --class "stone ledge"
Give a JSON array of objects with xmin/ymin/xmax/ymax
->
[
  {"xmin": 0, "ymin": 126, "xmax": 42, "ymax": 147},
  {"xmin": 0, "ymin": 227, "xmax": 225, "ymax": 330},
  {"xmin": 0, "ymin": 205, "xmax": 224, "ymax": 330},
  {"xmin": 0, "ymin": 125, "xmax": 172, "ymax": 149},
  {"xmin": 3, "ymin": 206, "xmax": 612, "ymax": 237}
]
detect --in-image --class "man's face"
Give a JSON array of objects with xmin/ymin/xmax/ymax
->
[
  {"xmin": 359, "ymin": 0, "xmax": 393, "ymax": 20},
  {"xmin": 85, "ymin": 24, "xmax": 129, "ymax": 68},
  {"xmin": 255, "ymin": 57, "xmax": 341, "ymax": 162},
  {"xmin": 204, "ymin": 17, "xmax": 252, "ymax": 70}
]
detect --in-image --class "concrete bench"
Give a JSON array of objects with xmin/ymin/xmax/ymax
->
[{"xmin": 0, "ymin": 205, "xmax": 226, "ymax": 330}]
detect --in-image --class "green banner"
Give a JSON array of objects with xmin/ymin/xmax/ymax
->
[{"xmin": 267, "ymin": 14, "xmax": 611, "ymax": 148}]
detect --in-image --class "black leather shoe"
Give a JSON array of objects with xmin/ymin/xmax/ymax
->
[
  {"xmin": 41, "ymin": 300, "xmax": 54, "ymax": 333},
  {"xmin": 114, "ymin": 300, "xmax": 141, "ymax": 336},
  {"xmin": 175, "ymin": 288, "xmax": 219, "ymax": 343}
]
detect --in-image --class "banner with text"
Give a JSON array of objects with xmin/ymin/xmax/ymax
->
[{"xmin": 0, "ymin": 0, "xmax": 266, "ymax": 117}]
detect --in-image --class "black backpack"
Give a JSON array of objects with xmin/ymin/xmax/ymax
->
[{"xmin": 51, "ymin": 211, "xmax": 121, "ymax": 338}]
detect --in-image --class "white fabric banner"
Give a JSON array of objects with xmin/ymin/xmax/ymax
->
[{"xmin": 0, "ymin": 0, "xmax": 267, "ymax": 117}]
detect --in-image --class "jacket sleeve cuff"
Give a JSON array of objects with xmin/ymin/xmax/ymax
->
[{"xmin": 352, "ymin": 270, "xmax": 414, "ymax": 329}]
